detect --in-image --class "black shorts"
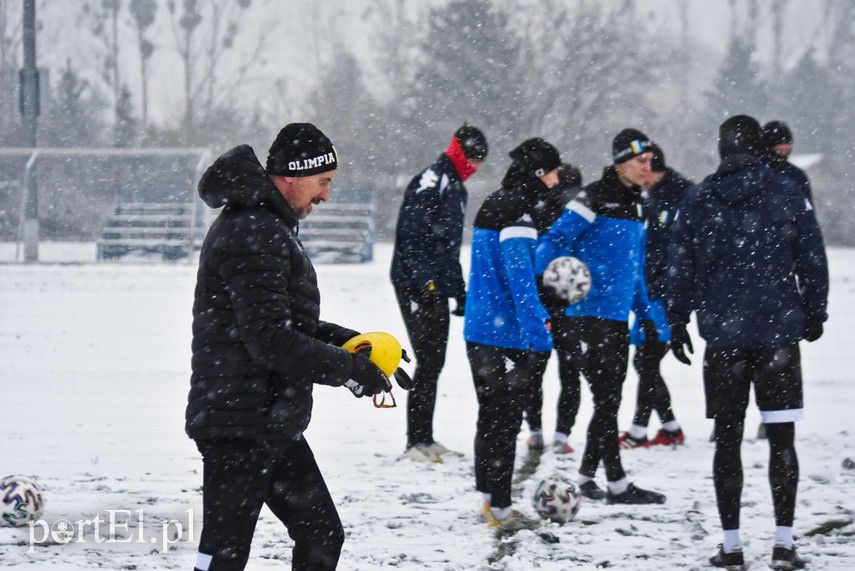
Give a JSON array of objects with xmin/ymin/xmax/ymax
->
[{"xmin": 703, "ymin": 344, "xmax": 803, "ymax": 423}]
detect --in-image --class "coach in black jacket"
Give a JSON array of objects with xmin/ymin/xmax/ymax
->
[{"xmin": 187, "ymin": 123, "xmax": 391, "ymax": 571}]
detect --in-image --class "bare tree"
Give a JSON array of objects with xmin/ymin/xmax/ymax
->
[
  {"xmin": 166, "ymin": 0, "xmax": 267, "ymax": 142},
  {"xmin": 129, "ymin": 0, "xmax": 156, "ymax": 129},
  {"xmin": 81, "ymin": 0, "xmax": 124, "ymax": 131}
]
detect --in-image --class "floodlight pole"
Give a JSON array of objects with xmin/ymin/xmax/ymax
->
[{"xmin": 22, "ymin": 0, "xmax": 39, "ymax": 262}]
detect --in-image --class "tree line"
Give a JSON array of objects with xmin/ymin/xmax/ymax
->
[{"xmin": 1, "ymin": 0, "xmax": 853, "ymax": 244}]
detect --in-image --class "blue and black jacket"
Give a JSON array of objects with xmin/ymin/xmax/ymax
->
[
  {"xmin": 535, "ymin": 166, "xmax": 654, "ymax": 325},
  {"xmin": 464, "ymin": 163, "xmax": 553, "ymax": 352},
  {"xmin": 666, "ymin": 154, "xmax": 828, "ymax": 348},
  {"xmin": 390, "ymin": 153, "xmax": 467, "ymax": 298}
]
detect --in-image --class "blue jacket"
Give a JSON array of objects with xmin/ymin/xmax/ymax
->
[
  {"xmin": 536, "ymin": 167, "xmax": 654, "ymax": 325},
  {"xmin": 464, "ymin": 164, "xmax": 553, "ymax": 352},
  {"xmin": 666, "ymin": 154, "xmax": 829, "ymax": 348},
  {"xmin": 390, "ymin": 153, "xmax": 467, "ymax": 297}
]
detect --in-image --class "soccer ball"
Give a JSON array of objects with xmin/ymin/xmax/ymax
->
[
  {"xmin": 532, "ymin": 475, "xmax": 582, "ymax": 523},
  {"xmin": 542, "ymin": 256, "xmax": 592, "ymax": 304},
  {"xmin": 1, "ymin": 475, "xmax": 45, "ymax": 527}
]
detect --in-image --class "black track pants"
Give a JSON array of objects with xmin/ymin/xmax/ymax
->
[
  {"xmin": 630, "ymin": 339, "xmax": 676, "ymax": 426},
  {"xmin": 395, "ymin": 288, "xmax": 450, "ymax": 446},
  {"xmin": 566, "ymin": 316, "xmax": 629, "ymax": 482},
  {"xmin": 195, "ymin": 438, "xmax": 344, "ymax": 571},
  {"xmin": 523, "ymin": 309, "xmax": 581, "ymax": 436},
  {"xmin": 466, "ymin": 342, "xmax": 531, "ymax": 508}
]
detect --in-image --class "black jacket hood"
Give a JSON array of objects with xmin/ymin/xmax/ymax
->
[
  {"xmin": 704, "ymin": 154, "xmax": 768, "ymax": 206},
  {"xmin": 198, "ymin": 144, "xmax": 298, "ymax": 225}
]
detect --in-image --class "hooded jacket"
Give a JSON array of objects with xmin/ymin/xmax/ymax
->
[
  {"xmin": 186, "ymin": 145, "xmax": 358, "ymax": 442},
  {"xmin": 463, "ymin": 163, "xmax": 553, "ymax": 352},
  {"xmin": 666, "ymin": 154, "xmax": 828, "ymax": 348}
]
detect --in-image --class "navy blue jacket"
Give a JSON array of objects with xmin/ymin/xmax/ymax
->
[
  {"xmin": 765, "ymin": 153, "xmax": 813, "ymax": 203},
  {"xmin": 666, "ymin": 154, "xmax": 829, "ymax": 348},
  {"xmin": 536, "ymin": 167, "xmax": 654, "ymax": 325},
  {"xmin": 390, "ymin": 153, "xmax": 467, "ymax": 298},
  {"xmin": 464, "ymin": 163, "xmax": 552, "ymax": 352},
  {"xmin": 643, "ymin": 169, "xmax": 693, "ymax": 300}
]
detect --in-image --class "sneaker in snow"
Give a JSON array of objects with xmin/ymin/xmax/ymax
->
[
  {"xmin": 402, "ymin": 443, "xmax": 443, "ymax": 463},
  {"xmin": 771, "ymin": 543, "xmax": 806, "ymax": 570},
  {"xmin": 619, "ymin": 431, "xmax": 649, "ymax": 449},
  {"xmin": 427, "ymin": 441, "xmax": 463, "ymax": 457},
  {"xmin": 479, "ymin": 501, "xmax": 491, "ymax": 523},
  {"xmin": 487, "ymin": 509, "xmax": 541, "ymax": 533},
  {"xmin": 606, "ymin": 482, "xmax": 666, "ymax": 505},
  {"xmin": 709, "ymin": 544, "xmax": 745, "ymax": 570},
  {"xmin": 648, "ymin": 428, "xmax": 685, "ymax": 446},
  {"xmin": 578, "ymin": 480, "xmax": 607, "ymax": 500},
  {"xmin": 526, "ymin": 433, "xmax": 545, "ymax": 450},
  {"xmin": 552, "ymin": 440, "xmax": 575, "ymax": 454}
]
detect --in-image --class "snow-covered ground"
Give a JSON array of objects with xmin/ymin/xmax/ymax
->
[{"xmin": 1, "ymin": 242, "xmax": 853, "ymax": 570}]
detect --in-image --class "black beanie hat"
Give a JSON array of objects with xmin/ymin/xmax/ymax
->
[
  {"xmin": 650, "ymin": 143, "xmax": 667, "ymax": 172},
  {"xmin": 266, "ymin": 122, "xmax": 338, "ymax": 176},
  {"xmin": 762, "ymin": 120, "xmax": 793, "ymax": 147},
  {"xmin": 509, "ymin": 138, "xmax": 561, "ymax": 177},
  {"xmin": 718, "ymin": 115, "xmax": 762, "ymax": 159},
  {"xmin": 558, "ymin": 162, "xmax": 582, "ymax": 188},
  {"xmin": 455, "ymin": 124, "xmax": 489, "ymax": 161},
  {"xmin": 612, "ymin": 128, "xmax": 653, "ymax": 163}
]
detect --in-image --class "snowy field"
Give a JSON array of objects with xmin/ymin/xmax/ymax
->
[{"xmin": 1, "ymin": 242, "xmax": 853, "ymax": 570}]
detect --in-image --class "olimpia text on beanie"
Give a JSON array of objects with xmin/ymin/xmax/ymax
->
[{"xmin": 266, "ymin": 122, "xmax": 338, "ymax": 177}]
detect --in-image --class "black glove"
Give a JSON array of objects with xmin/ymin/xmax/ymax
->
[
  {"xmin": 804, "ymin": 321, "xmax": 823, "ymax": 342},
  {"xmin": 345, "ymin": 351, "xmax": 392, "ymax": 398},
  {"xmin": 640, "ymin": 319, "xmax": 659, "ymax": 344},
  {"xmin": 670, "ymin": 323, "xmax": 694, "ymax": 365},
  {"xmin": 536, "ymin": 275, "xmax": 568, "ymax": 310},
  {"xmin": 451, "ymin": 294, "xmax": 466, "ymax": 317}
]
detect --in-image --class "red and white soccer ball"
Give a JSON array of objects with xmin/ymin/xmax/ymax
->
[
  {"xmin": 542, "ymin": 256, "xmax": 592, "ymax": 304},
  {"xmin": 532, "ymin": 475, "xmax": 582, "ymax": 523},
  {"xmin": 1, "ymin": 475, "xmax": 45, "ymax": 527}
]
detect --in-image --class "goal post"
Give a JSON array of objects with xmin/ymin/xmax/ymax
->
[{"xmin": 0, "ymin": 147, "xmax": 212, "ymax": 262}]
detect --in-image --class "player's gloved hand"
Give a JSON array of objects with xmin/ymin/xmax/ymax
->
[
  {"xmin": 451, "ymin": 293, "xmax": 466, "ymax": 317},
  {"xmin": 536, "ymin": 275, "xmax": 568, "ymax": 309},
  {"xmin": 346, "ymin": 350, "xmax": 393, "ymax": 398},
  {"xmin": 804, "ymin": 320, "xmax": 823, "ymax": 342},
  {"xmin": 669, "ymin": 323, "xmax": 694, "ymax": 365},
  {"xmin": 640, "ymin": 319, "xmax": 659, "ymax": 343}
]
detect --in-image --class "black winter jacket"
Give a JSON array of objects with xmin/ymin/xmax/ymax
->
[{"xmin": 186, "ymin": 145, "xmax": 358, "ymax": 442}]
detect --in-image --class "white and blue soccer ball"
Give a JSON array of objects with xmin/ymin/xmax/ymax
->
[
  {"xmin": 542, "ymin": 256, "xmax": 592, "ymax": 304},
  {"xmin": 532, "ymin": 475, "xmax": 582, "ymax": 523},
  {"xmin": 1, "ymin": 475, "xmax": 45, "ymax": 527}
]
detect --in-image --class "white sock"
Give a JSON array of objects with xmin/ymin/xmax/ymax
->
[
  {"xmin": 628, "ymin": 424, "xmax": 647, "ymax": 439},
  {"xmin": 775, "ymin": 526, "xmax": 794, "ymax": 548},
  {"xmin": 662, "ymin": 420, "xmax": 680, "ymax": 432},
  {"xmin": 195, "ymin": 553, "xmax": 213, "ymax": 571},
  {"xmin": 723, "ymin": 529, "xmax": 742, "ymax": 553},
  {"xmin": 607, "ymin": 478, "xmax": 629, "ymax": 495},
  {"xmin": 490, "ymin": 506, "xmax": 511, "ymax": 521},
  {"xmin": 481, "ymin": 492, "xmax": 492, "ymax": 505},
  {"xmin": 553, "ymin": 431, "xmax": 568, "ymax": 444},
  {"xmin": 577, "ymin": 474, "xmax": 593, "ymax": 485}
]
